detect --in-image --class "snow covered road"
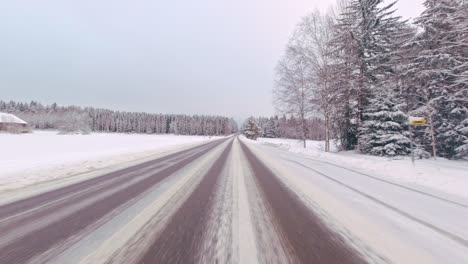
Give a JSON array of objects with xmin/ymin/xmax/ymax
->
[
  {"xmin": 249, "ymin": 141, "xmax": 468, "ymax": 263},
  {"xmin": 0, "ymin": 136, "xmax": 466, "ymax": 263}
]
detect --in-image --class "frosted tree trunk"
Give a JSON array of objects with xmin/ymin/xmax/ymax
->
[
  {"xmin": 325, "ymin": 115, "xmax": 330, "ymax": 152},
  {"xmin": 301, "ymin": 112, "xmax": 307, "ymax": 148},
  {"xmin": 428, "ymin": 110, "xmax": 437, "ymax": 160}
]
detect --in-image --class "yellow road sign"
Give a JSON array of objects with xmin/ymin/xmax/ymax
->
[{"xmin": 409, "ymin": 117, "xmax": 427, "ymax": 126}]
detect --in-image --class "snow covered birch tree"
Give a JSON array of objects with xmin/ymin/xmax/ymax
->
[
  {"xmin": 274, "ymin": 33, "xmax": 315, "ymax": 148},
  {"xmin": 291, "ymin": 11, "xmax": 336, "ymax": 152}
]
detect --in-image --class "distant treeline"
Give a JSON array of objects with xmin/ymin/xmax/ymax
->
[
  {"xmin": 248, "ymin": 116, "xmax": 326, "ymax": 141},
  {"xmin": 0, "ymin": 100, "xmax": 238, "ymax": 135}
]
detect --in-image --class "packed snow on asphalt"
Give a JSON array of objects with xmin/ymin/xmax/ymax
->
[
  {"xmin": 250, "ymin": 137, "xmax": 468, "ymax": 263},
  {"xmin": 255, "ymin": 137, "xmax": 468, "ymax": 199}
]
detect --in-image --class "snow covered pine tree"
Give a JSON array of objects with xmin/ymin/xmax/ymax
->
[
  {"xmin": 346, "ymin": 0, "xmax": 411, "ymax": 156},
  {"xmin": 359, "ymin": 88, "xmax": 411, "ymax": 156},
  {"xmin": 264, "ymin": 118, "xmax": 278, "ymax": 138},
  {"xmin": 242, "ymin": 117, "xmax": 262, "ymax": 140},
  {"xmin": 406, "ymin": 0, "xmax": 468, "ymax": 159}
]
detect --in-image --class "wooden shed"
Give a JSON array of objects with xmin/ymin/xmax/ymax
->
[{"xmin": 0, "ymin": 112, "xmax": 30, "ymax": 133}]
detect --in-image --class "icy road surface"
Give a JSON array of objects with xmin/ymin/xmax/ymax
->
[{"xmin": 0, "ymin": 136, "xmax": 467, "ymax": 263}]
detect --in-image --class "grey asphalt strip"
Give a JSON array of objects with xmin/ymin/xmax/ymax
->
[
  {"xmin": 138, "ymin": 139, "xmax": 234, "ymax": 264},
  {"xmin": 0, "ymin": 138, "xmax": 228, "ymax": 264},
  {"xmin": 239, "ymin": 140, "xmax": 367, "ymax": 264}
]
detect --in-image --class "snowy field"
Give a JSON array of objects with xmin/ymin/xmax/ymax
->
[
  {"xmin": 255, "ymin": 137, "xmax": 468, "ymax": 199},
  {"xmin": 0, "ymin": 130, "xmax": 223, "ymax": 192}
]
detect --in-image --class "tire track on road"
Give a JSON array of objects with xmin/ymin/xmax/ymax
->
[
  {"xmin": 0, "ymin": 139, "xmax": 223, "ymax": 220},
  {"xmin": 285, "ymin": 159, "xmax": 468, "ymax": 249},
  {"xmin": 0, "ymin": 142, "xmax": 216, "ymax": 232},
  {"xmin": 239, "ymin": 140, "xmax": 367, "ymax": 264},
  {"xmin": 138, "ymin": 139, "xmax": 234, "ymax": 263},
  {"xmin": 280, "ymin": 153, "xmax": 468, "ymax": 208},
  {"xmin": 0, "ymin": 138, "xmax": 228, "ymax": 264}
]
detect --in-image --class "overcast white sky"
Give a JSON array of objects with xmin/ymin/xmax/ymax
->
[{"xmin": 0, "ymin": 0, "xmax": 424, "ymax": 119}]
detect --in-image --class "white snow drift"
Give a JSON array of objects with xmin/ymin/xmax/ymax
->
[{"xmin": 255, "ymin": 137, "xmax": 468, "ymax": 199}]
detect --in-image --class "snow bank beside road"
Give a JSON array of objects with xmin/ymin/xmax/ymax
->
[
  {"xmin": 255, "ymin": 137, "xmax": 468, "ymax": 199},
  {"xmin": 0, "ymin": 131, "xmax": 223, "ymax": 192}
]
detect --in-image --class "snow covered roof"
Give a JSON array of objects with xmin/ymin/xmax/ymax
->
[{"xmin": 0, "ymin": 112, "xmax": 27, "ymax": 124}]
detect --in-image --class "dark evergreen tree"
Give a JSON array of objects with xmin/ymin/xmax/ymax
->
[
  {"xmin": 328, "ymin": 0, "xmax": 361, "ymax": 150},
  {"xmin": 264, "ymin": 118, "xmax": 278, "ymax": 138},
  {"xmin": 406, "ymin": 0, "xmax": 468, "ymax": 159},
  {"xmin": 352, "ymin": 0, "xmax": 413, "ymax": 156},
  {"xmin": 358, "ymin": 87, "xmax": 411, "ymax": 156}
]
